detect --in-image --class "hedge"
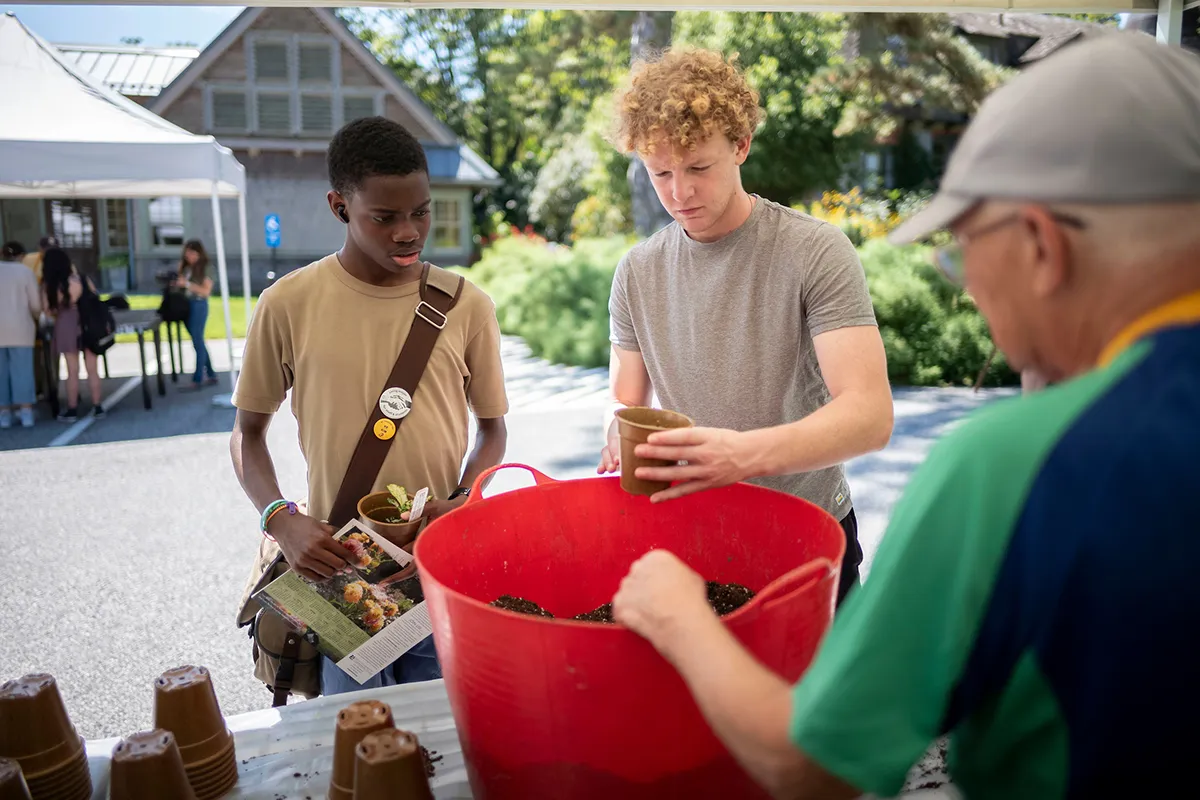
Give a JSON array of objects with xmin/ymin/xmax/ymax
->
[{"xmin": 457, "ymin": 234, "xmax": 1016, "ymax": 386}]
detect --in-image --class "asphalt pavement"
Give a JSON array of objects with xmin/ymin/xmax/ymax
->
[{"xmin": 0, "ymin": 339, "xmax": 1010, "ymax": 747}]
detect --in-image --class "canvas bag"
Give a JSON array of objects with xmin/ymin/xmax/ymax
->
[{"xmin": 235, "ymin": 265, "xmax": 465, "ymax": 706}]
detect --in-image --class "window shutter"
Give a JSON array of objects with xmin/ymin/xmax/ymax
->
[
  {"xmin": 257, "ymin": 94, "xmax": 292, "ymax": 133},
  {"xmin": 212, "ymin": 91, "xmax": 247, "ymax": 131},
  {"xmin": 342, "ymin": 96, "xmax": 376, "ymax": 124},
  {"xmin": 254, "ymin": 41, "xmax": 289, "ymax": 82},
  {"xmin": 299, "ymin": 44, "xmax": 333, "ymax": 82},
  {"xmin": 301, "ymin": 95, "xmax": 333, "ymax": 134}
]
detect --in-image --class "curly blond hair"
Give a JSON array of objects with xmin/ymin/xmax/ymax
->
[{"xmin": 614, "ymin": 48, "xmax": 762, "ymax": 158}]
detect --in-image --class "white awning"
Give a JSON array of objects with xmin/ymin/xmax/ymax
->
[{"xmin": 0, "ymin": 12, "xmax": 245, "ymax": 199}]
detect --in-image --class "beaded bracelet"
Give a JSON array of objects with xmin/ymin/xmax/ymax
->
[{"xmin": 260, "ymin": 499, "xmax": 297, "ymax": 539}]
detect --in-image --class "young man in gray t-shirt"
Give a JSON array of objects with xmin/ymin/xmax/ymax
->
[{"xmin": 598, "ymin": 48, "xmax": 894, "ymax": 604}]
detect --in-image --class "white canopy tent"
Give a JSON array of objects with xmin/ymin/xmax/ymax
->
[{"xmin": 0, "ymin": 11, "xmax": 252, "ymax": 397}]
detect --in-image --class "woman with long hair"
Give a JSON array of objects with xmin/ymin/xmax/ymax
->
[
  {"xmin": 42, "ymin": 248, "xmax": 103, "ymax": 421},
  {"xmin": 176, "ymin": 239, "xmax": 217, "ymax": 388}
]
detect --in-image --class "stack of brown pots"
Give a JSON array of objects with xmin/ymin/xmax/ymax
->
[
  {"xmin": 0, "ymin": 674, "xmax": 92, "ymax": 800},
  {"xmin": 326, "ymin": 699, "xmax": 435, "ymax": 800},
  {"xmin": 328, "ymin": 701, "xmax": 395, "ymax": 800},
  {"xmin": 0, "ymin": 758, "xmax": 33, "ymax": 800},
  {"xmin": 151, "ymin": 666, "xmax": 237, "ymax": 799},
  {"xmin": 108, "ymin": 730, "xmax": 197, "ymax": 800}
]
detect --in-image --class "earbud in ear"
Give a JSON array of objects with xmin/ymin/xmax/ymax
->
[{"xmin": 337, "ymin": 205, "xmax": 349, "ymax": 223}]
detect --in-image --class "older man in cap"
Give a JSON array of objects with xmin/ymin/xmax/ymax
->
[{"xmin": 610, "ymin": 31, "xmax": 1200, "ymax": 800}]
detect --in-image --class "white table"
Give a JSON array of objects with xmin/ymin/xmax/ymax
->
[
  {"xmin": 81, "ymin": 678, "xmax": 961, "ymax": 800},
  {"xmin": 83, "ymin": 679, "xmax": 471, "ymax": 799}
]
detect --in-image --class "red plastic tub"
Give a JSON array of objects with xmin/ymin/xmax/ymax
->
[{"xmin": 414, "ymin": 464, "xmax": 845, "ymax": 799}]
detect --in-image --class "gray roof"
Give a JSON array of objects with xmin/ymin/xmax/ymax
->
[
  {"xmin": 948, "ymin": 13, "xmax": 1106, "ymax": 62},
  {"xmin": 54, "ymin": 43, "xmax": 199, "ymax": 97}
]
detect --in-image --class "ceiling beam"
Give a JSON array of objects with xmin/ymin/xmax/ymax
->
[{"xmin": 17, "ymin": 0, "xmax": 1161, "ymax": 12}]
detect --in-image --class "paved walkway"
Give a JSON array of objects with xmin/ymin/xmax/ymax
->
[{"xmin": 0, "ymin": 333, "xmax": 1010, "ymax": 795}]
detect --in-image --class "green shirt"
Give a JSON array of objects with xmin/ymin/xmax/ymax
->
[{"xmin": 790, "ymin": 320, "xmax": 1200, "ymax": 798}]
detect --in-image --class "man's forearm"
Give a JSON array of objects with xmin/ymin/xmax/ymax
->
[
  {"xmin": 458, "ymin": 419, "xmax": 507, "ymax": 492},
  {"xmin": 746, "ymin": 390, "xmax": 892, "ymax": 480},
  {"xmin": 661, "ymin": 612, "xmax": 855, "ymax": 800},
  {"xmin": 230, "ymin": 426, "xmax": 285, "ymax": 514}
]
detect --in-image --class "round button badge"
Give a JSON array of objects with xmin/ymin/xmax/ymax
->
[
  {"xmin": 379, "ymin": 387, "xmax": 413, "ymax": 420},
  {"xmin": 373, "ymin": 418, "xmax": 396, "ymax": 441}
]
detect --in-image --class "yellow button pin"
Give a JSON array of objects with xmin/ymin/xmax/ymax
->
[{"xmin": 374, "ymin": 418, "xmax": 396, "ymax": 441}]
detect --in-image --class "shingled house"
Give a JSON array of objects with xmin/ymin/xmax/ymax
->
[
  {"xmin": 30, "ymin": 7, "xmax": 499, "ymax": 291},
  {"xmin": 859, "ymin": 13, "xmax": 1115, "ymax": 190}
]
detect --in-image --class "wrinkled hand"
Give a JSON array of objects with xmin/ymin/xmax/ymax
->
[
  {"xmin": 269, "ymin": 511, "xmax": 353, "ymax": 582},
  {"xmin": 597, "ymin": 418, "xmax": 621, "ymax": 475},
  {"xmin": 613, "ymin": 550, "xmax": 712, "ymax": 658},
  {"xmin": 634, "ymin": 427, "xmax": 756, "ymax": 503}
]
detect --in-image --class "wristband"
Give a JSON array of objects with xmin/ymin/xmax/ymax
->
[{"xmin": 261, "ymin": 500, "xmax": 297, "ymax": 539}]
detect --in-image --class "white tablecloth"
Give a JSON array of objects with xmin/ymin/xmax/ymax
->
[
  {"xmin": 81, "ymin": 678, "xmax": 961, "ymax": 800},
  {"xmin": 83, "ymin": 679, "xmax": 471, "ymax": 799}
]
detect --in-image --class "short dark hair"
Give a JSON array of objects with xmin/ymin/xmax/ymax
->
[
  {"xmin": 2, "ymin": 241, "xmax": 25, "ymax": 259},
  {"xmin": 327, "ymin": 116, "xmax": 428, "ymax": 196}
]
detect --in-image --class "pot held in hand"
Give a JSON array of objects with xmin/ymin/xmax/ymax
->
[
  {"xmin": 615, "ymin": 407, "xmax": 694, "ymax": 496},
  {"xmin": 358, "ymin": 491, "xmax": 425, "ymax": 549}
]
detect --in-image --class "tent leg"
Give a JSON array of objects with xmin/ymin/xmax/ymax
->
[
  {"xmin": 1158, "ymin": 0, "xmax": 1184, "ymax": 44},
  {"xmin": 238, "ymin": 192, "xmax": 252, "ymax": 342},
  {"xmin": 209, "ymin": 183, "xmax": 237, "ymax": 410}
]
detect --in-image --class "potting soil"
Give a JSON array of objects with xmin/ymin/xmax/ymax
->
[{"xmin": 491, "ymin": 582, "xmax": 756, "ymax": 623}]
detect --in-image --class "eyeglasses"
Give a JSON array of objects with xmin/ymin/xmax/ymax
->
[{"xmin": 932, "ymin": 211, "xmax": 1087, "ymax": 287}]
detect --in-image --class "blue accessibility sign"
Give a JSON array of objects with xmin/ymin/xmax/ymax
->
[{"xmin": 264, "ymin": 214, "xmax": 281, "ymax": 249}]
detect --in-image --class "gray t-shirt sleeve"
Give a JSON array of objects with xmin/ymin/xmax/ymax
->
[
  {"xmin": 609, "ymin": 254, "xmax": 640, "ymax": 351},
  {"xmin": 802, "ymin": 222, "xmax": 878, "ymax": 337}
]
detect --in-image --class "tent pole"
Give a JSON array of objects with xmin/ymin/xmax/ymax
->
[
  {"xmin": 210, "ymin": 183, "xmax": 236, "ymax": 408},
  {"xmin": 238, "ymin": 192, "xmax": 252, "ymax": 337}
]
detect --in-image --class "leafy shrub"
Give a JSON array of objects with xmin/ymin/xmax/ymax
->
[
  {"xmin": 463, "ymin": 233, "xmax": 1014, "ymax": 386},
  {"xmin": 459, "ymin": 236, "xmax": 634, "ymax": 368},
  {"xmin": 858, "ymin": 239, "xmax": 1015, "ymax": 387}
]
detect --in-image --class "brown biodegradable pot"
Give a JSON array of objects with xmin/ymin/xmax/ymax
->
[
  {"xmin": 0, "ymin": 759, "xmax": 32, "ymax": 800},
  {"xmin": 109, "ymin": 730, "xmax": 197, "ymax": 800},
  {"xmin": 328, "ymin": 701, "xmax": 394, "ymax": 800},
  {"xmin": 357, "ymin": 492, "xmax": 425, "ymax": 550},
  {"xmin": 181, "ymin": 736, "xmax": 238, "ymax": 800},
  {"xmin": 352, "ymin": 729, "xmax": 433, "ymax": 800},
  {"xmin": 152, "ymin": 666, "xmax": 233, "ymax": 766},
  {"xmin": 615, "ymin": 407, "xmax": 695, "ymax": 496},
  {"xmin": 0, "ymin": 674, "xmax": 84, "ymax": 777},
  {"xmin": 19, "ymin": 747, "xmax": 90, "ymax": 800}
]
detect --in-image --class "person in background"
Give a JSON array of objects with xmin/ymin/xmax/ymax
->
[
  {"xmin": 22, "ymin": 235, "xmax": 56, "ymax": 284},
  {"xmin": 0, "ymin": 241, "xmax": 41, "ymax": 428},
  {"xmin": 175, "ymin": 239, "xmax": 218, "ymax": 388},
  {"xmin": 42, "ymin": 248, "xmax": 104, "ymax": 422},
  {"xmin": 610, "ymin": 32, "xmax": 1200, "ymax": 799}
]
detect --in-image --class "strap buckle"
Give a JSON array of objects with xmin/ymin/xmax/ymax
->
[{"xmin": 416, "ymin": 301, "xmax": 447, "ymax": 331}]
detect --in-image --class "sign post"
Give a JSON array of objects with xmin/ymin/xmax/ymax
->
[{"xmin": 264, "ymin": 213, "xmax": 280, "ymax": 277}]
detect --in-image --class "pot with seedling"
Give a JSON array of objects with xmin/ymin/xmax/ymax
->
[{"xmin": 358, "ymin": 484, "xmax": 430, "ymax": 549}]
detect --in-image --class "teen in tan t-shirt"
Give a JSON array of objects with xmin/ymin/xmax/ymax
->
[{"xmin": 231, "ymin": 117, "xmax": 509, "ymax": 694}]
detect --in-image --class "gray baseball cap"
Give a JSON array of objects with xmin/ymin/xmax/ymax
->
[{"xmin": 889, "ymin": 31, "xmax": 1200, "ymax": 244}]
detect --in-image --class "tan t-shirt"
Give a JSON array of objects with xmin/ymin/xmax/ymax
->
[{"xmin": 233, "ymin": 254, "xmax": 509, "ymax": 521}]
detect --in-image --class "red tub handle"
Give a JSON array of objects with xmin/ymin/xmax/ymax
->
[
  {"xmin": 752, "ymin": 558, "xmax": 836, "ymax": 615},
  {"xmin": 466, "ymin": 463, "xmax": 557, "ymax": 505}
]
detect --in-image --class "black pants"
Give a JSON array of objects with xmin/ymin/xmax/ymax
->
[{"xmin": 836, "ymin": 509, "xmax": 864, "ymax": 609}]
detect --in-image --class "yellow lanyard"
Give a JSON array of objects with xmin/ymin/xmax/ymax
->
[{"xmin": 1096, "ymin": 290, "xmax": 1200, "ymax": 368}]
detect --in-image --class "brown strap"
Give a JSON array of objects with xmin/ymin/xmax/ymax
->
[
  {"xmin": 326, "ymin": 264, "xmax": 464, "ymax": 528},
  {"xmin": 272, "ymin": 630, "xmax": 302, "ymax": 707}
]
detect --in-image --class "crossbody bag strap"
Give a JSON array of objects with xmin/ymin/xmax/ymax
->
[{"xmin": 326, "ymin": 264, "xmax": 465, "ymax": 528}]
